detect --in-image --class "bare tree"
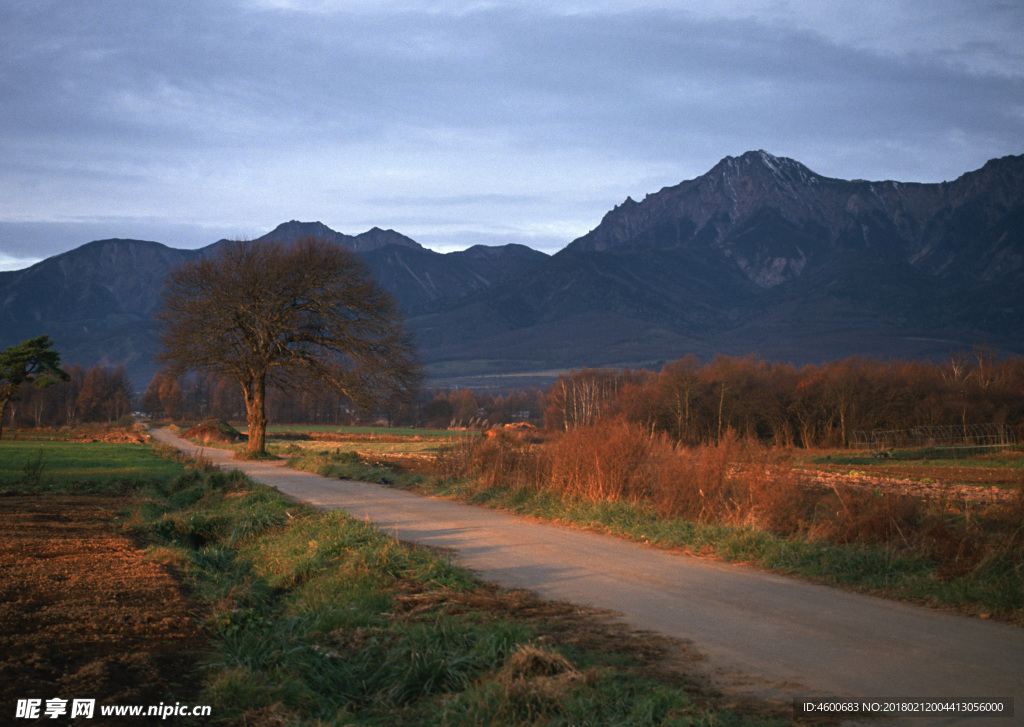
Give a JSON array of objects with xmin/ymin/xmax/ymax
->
[{"xmin": 156, "ymin": 237, "xmax": 421, "ymax": 455}]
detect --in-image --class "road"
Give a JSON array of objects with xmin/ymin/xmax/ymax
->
[{"xmin": 152, "ymin": 429, "xmax": 1023, "ymax": 725}]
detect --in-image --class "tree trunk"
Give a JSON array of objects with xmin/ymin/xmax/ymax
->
[
  {"xmin": 243, "ymin": 374, "xmax": 268, "ymax": 455},
  {"xmin": 5, "ymin": 401, "xmax": 16, "ymax": 440}
]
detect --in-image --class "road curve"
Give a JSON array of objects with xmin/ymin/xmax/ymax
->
[{"xmin": 151, "ymin": 429, "xmax": 1023, "ymax": 725}]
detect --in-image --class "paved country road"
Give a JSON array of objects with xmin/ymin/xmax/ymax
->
[{"xmin": 151, "ymin": 429, "xmax": 1024, "ymax": 725}]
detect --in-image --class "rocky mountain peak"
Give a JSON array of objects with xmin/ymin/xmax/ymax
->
[
  {"xmin": 566, "ymin": 150, "xmax": 1024, "ymax": 291},
  {"xmin": 567, "ymin": 151, "xmax": 824, "ymax": 254},
  {"xmin": 257, "ymin": 220, "xmax": 422, "ymax": 252},
  {"xmin": 260, "ymin": 220, "xmax": 342, "ymax": 243},
  {"xmin": 350, "ymin": 227, "xmax": 422, "ymax": 252}
]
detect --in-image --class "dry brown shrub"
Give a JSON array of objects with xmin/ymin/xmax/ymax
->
[
  {"xmin": 736, "ymin": 444, "xmax": 814, "ymax": 535},
  {"xmin": 807, "ymin": 485, "xmax": 921, "ymax": 545},
  {"xmin": 237, "ymin": 704, "xmax": 299, "ymax": 727},
  {"xmin": 935, "ymin": 481, "xmax": 1024, "ymax": 577},
  {"xmin": 915, "ymin": 508, "xmax": 985, "ymax": 577},
  {"xmin": 503, "ymin": 644, "xmax": 579, "ymax": 680},
  {"xmin": 458, "ymin": 431, "xmax": 547, "ymax": 492},
  {"xmin": 649, "ymin": 431, "xmax": 809, "ymax": 533},
  {"xmin": 435, "ymin": 435, "xmax": 478, "ymax": 480},
  {"xmin": 546, "ymin": 419, "xmax": 657, "ymax": 502},
  {"xmin": 649, "ymin": 439, "xmax": 728, "ymax": 521},
  {"xmin": 454, "ymin": 416, "xmax": 1024, "ymax": 574}
]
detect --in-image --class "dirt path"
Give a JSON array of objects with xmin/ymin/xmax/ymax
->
[
  {"xmin": 0, "ymin": 494, "xmax": 207, "ymax": 725},
  {"xmin": 153, "ymin": 430, "xmax": 1024, "ymax": 725}
]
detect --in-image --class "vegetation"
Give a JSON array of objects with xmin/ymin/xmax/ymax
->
[
  {"xmin": 122, "ymin": 452, "xmax": 774, "ymax": 725},
  {"xmin": 7, "ymin": 434, "xmax": 789, "ymax": 724},
  {"xmin": 267, "ymin": 424, "xmax": 468, "ymax": 438},
  {"xmin": 287, "ymin": 447, "xmax": 425, "ymax": 488},
  {"xmin": 156, "ymin": 236, "xmax": 421, "ymax": 455},
  {"xmin": 543, "ymin": 350, "xmax": 1024, "ymax": 448},
  {"xmin": 422, "ymin": 422, "xmax": 1024, "ymax": 622},
  {"xmin": 0, "ymin": 335, "xmax": 69, "ymax": 439},
  {"xmin": 0, "ymin": 439, "xmax": 188, "ymax": 494},
  {"xmin": 284, "ymin": 422, "xmax": 1024, "ymax": 623},
  {"xmin": 144, "ymin": 350, "xmax": 1023, "ymax": 456},
  {"xmin": 143, "ymin": 364, "xmax": 541, "ymax": 431},
  {"xmin": 2, "ymin": 362, "xmax": 135, "ymax": 433}
]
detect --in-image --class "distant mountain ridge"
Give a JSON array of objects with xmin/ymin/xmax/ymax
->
[{"xmin": 1, "ymin": 151, "xmax": 1021, "ymax": 390}]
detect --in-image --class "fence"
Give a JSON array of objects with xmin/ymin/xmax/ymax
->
[{"xmin": 851, "ymin": 423, "xmax": 1017, "ymax": 458}]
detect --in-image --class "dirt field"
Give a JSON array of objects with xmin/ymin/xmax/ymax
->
[
  {"xmin": 0, "ymin": 495, "xmax": 208, "ymax": 725},
  {"xmin": 799, "ymin": 466, "xmax": 1021, "ymax": 504}
]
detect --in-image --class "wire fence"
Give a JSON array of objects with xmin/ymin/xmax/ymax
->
[{"xmin": 851, "ymin": 423, "xmax": 1017, "ymax": 458}]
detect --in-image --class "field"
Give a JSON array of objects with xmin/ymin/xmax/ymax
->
[
  {"xmin": 0, "ymin": 494, "xmax": 207, "ymax": 721},
  {"xmin": 0, "ymin": 441, "xmax": 183, "ymax": 490},
  {"xmin": 0, "ymin": 439, "xmax": 206, "ymax": 724},
  {"xmin": 184, "ymin": 422, "xmax": 469, "ymax": 472},
  {"xmin": 2, "ymin": 432, "xmax": 789, "ymax": 726},
  {"xmin": 265, "ymin": 424, "xmax": 464, "ymax": 438},
  {"xmin": 805, "ymin": 449, "xmax": 1024, "ymax": 491}
]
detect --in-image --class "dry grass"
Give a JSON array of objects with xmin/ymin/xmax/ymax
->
[{"xmin": 453, "ymin": 419, "xmax": 1024, "ymax": 583}]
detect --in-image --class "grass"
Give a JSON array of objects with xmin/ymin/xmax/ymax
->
[
  {"xmin": 285, "ymin": 448, "xmax": 426, "ymax": 487},
  {"xmin": 809, "ymin": 449, "xmax": 1024, "ymax": 469},
  {"xmin": 0, "ymin": 440, "xmax": 187, "ymax": 492},
  {"xmin": 125, "ymin": 461, "xmax": 781, "ymax": 725}
]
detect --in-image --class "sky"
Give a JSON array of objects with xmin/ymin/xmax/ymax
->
[{"xmin": 1, "ymin": 1, "xmax": 1022, "ymax": 271}]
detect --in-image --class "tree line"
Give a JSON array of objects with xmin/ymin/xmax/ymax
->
[
  {"xmin": 2, "ymin": 361, "xmax": 134, "ymax": 432},
  {"xmin": 7, "ymin": 343, "xmax": 1022, "ymax": 451},
  {"xmin": 542, "ymin": 349, "xmax": 1024, "ymax": 448},
  {"xmin": 141, "ymin": 345, "xmax": 1024, "ymax": 450},
  {"xmin": 142, "ymin": 367, "xmax": 541, "ymax": 430}
]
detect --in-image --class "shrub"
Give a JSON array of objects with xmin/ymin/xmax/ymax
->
[
  {"xmin": 547, "ymin": 419, "xmax": 655, "ymax": 502},
  {"xmin": 465, "ymin": 431, "xmax": 547, "ymax": 493}
]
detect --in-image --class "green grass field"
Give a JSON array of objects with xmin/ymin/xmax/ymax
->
[
  {"xmin": 0, "ymin": 440, "xmax": 186, "ymax": 490},
  {"xmin": 278, "ymin": 440, "xmax": 444, "ymax": 456}
]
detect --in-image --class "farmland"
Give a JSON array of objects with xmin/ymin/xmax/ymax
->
[{"xmin": 2, "ymin": 430, "xmax": 786, "ymax": 725}]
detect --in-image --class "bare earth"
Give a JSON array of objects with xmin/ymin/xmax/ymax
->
[
  {"xmin": 0, "ymin": 494, "xmax": 206, "ymax": 725},
  {"xmin": 153, "ymin": 429, "xmax": 1024, "ymax": 726}
]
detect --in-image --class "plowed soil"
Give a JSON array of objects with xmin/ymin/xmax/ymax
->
[{"xmin": 0, "ymin": 495, "xmax": 208, "ymax": 725}]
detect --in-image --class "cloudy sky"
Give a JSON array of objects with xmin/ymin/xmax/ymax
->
[{"xmin": 1, "ymin": 1, "xmax": 1022, "ymax": 270}]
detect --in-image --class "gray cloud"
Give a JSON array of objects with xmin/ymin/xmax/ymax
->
[{"xmin": 1, "ymin": 1, "xmax": 1021, "ymax": 268}]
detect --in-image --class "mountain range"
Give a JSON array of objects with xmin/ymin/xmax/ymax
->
[{"xmin": 1, "ymin": 150, "xmax": 1022, "ymax": 390}]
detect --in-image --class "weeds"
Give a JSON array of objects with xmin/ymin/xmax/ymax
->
[
  {"xmin": 287, "ymin": 448, "xmax": 422, "ymax": 488},
  {"xmin": 21, "ymin": 448, "xmax": 46, "ymax": 487}
]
